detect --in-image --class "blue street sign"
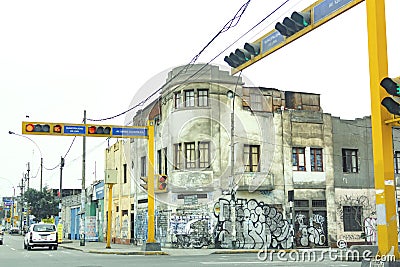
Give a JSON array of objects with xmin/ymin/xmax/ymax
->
[
  {"xmin": 262, "ymin": 31, "xmax": 284, "ymax": 53},
  {"xmin": 64, "ymin": 125, "xmax": 86, "ymax": 135},
  {"xmin": 112, "ymin": 127, "xmax": 148, "ymax": 138},
  {"xmin": 314, "ymin": 0, "xmax": 353, "ymax": 24}
]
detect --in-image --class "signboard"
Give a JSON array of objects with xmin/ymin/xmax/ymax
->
[
  {"xmin": 184, "ymin": 195, "xmax": 198, "ymax": 205},
  {"xmin": 57, "ymin": 224, "xmax": 63, "ymax": 243},
  {"xmin": 261, "ymin": 31, "xmax": 284, "ymax": 54},
  {"xmin": 94, "ymin": 181, "xmax": 105, "ymax": 200},
  {"xmin": 314, "ymin": 0, "xmax": 354, "ymax": 23}
]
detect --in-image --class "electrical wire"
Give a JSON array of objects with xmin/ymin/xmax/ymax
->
[{"xmin": 86, "ymin": 0, "xmax": 256, "ymax": 122}]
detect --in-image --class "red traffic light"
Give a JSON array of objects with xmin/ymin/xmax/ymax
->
[
  {"xmin": 158, "ymin": 175, "xmax": 167, "ymax": 191},
  {"xmin": 25, "ymin": 123, "xmax": 50, "ymax": 133},
  {"xmin": 88, "ymin": 126, "xmax": 111, "ymax": 135},
  {"xmin": 25, "ymin": 123, "xmax": 35, "ymax": 132},
  {"xmin": 53, "ymin": 125, "xmax": 62, "ymax": 133}
]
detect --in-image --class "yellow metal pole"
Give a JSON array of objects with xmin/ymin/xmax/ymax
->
[
  {"xmin": 146, "ymin": 120, "xmax": 156, "ymax": 243},
  {"xmin": 106, "ymin": 183, "xmax": 113, "ymax": 249},
  {"xmin": 366, "ymin": 0, "xmax": 399, "ymax": 258}
]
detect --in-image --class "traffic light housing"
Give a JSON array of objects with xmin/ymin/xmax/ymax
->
[
  {"xmin": 380, "ymin": 77, "xmax": 400, "ymax": 115},
  {"xmin": 88, "ymin": 126, "xmax": 111, "ymax": 136},
  {"xmin": 156, "ymin": 174, "xmax": 168, "ymax": 192},
  {"xmin": 140, "ymin": 177, "xmax": 148, "ymax": 191},
  {"xmin": 224, "ymin": 42, "xmax": 261, "ymax": 68},
  {"xmin": 275, "ymin": 11, "xmax": 311, "ymax": 37},
  {"xmin": 24, "ymin": 123, "xmax": 50, "ymax": 134}
]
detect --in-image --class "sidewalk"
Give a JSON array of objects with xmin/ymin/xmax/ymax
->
[{"xmin": 59, "ymin": 240, "xmax": 265, "ymax": 256}]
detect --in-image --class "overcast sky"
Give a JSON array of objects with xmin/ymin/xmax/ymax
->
[{"xmin": 0, "ymin": 0, "xmax": 399, "ymax": 197}]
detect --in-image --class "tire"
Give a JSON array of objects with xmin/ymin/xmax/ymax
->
[
  {"xmin": 0, "ymin": 240, "xmax": 3, "ymax": 245},
  {"xmin": 54, "ymin": 246, "xmax": 58, "ymax": 250},
  {"xmin": 48, "ymin": 246, "xmax": 52, "ymax": 250},
  {"xmin": 27, "ymin": 246, "xmax": 32, "ymax": 251},
  {"xmin": 24, "ymin": 242, "xmax": 26, "ymax": 249}
]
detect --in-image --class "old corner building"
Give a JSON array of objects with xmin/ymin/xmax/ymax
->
[{"xmin": 104, "ymin": 63, "xmax": 400, "ymax": 249}]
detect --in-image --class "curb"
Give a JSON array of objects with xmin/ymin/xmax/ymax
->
[
  {"xmin": 87, "ymin": 250, "xmax": 169, "ymax": 255},
  {"xmin": 212, "ymin": 249, "xmax": 298, "ymax": 254}
]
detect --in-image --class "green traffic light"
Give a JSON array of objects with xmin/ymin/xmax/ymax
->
[{"xmin": 381, "ymin": 77, "xmax": 400, "ymax": 96}]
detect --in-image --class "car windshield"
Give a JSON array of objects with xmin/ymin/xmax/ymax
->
[{"xmin": 33, "ymin": 224, "xmax": 55, "ymax": 232}]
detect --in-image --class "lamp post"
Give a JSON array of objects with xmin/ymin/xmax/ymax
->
[{"xmin": 9, "ymin": 131, "xmax": 44, "ymax": 192}]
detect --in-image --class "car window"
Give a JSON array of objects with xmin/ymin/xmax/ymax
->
[{"xmin": 33, "ymin": 225, "xmax": 56, "ymax": 232}]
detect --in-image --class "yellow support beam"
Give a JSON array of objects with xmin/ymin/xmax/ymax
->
[
  {"xmin": 146, "ymin": 120, "xmax": 156, "ymax": 244},
  {"xmin": 106, "ymin": 184, "xmax": 113, "ymax": 249},
  {"xmin": 366, "ymin": 0, "xmax": 399, "ymax": 258},
  {"xmin": 231, "ymin": 0, "xmax": 364, "ymax": 74}
]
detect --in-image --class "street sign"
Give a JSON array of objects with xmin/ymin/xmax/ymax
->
[
  {"xmin": 22, "ymin": 121, "xmax": 148, "ymax": 138},
  {"xmin": 112, "ymin": 127, "xmax": 147, "ymax": 138},
  {"xmin": 314, "ymin": 0, "xmax": 354, "ymax": 23}
]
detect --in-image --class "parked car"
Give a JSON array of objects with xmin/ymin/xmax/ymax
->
[
  {"xmin": 24, "ymin": 223, "xmax": 58, "ymax": 250},
  {"xmin": 0, "ymin": 228, "xmax": 4, "ymax": 245},
  {"xmin": 9, "ymin": 227, "xmax": 20, "ymax": 235}
]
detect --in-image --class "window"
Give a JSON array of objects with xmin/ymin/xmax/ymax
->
[
  {"xmin": 185, "ymin": 142, "xmax": 196, "ymax": 169},
  {"xmin": 198, "ymin": 89, "xmax": 209, "ymax": 107},
  {"xmin": 342, "ymin": 149, "xmax": 358, "ymax": 173},
  {"xmin": 244, "ymin": 145, "xmax": 260, "ymax": 172},
  {"xmin": 395, "ymin": 151, "xmax": 400, "ymax": 174},
  {"xmin": 174, "ymin": 143, "xmax": 182, "ymax": 170},
  {"xmin": 174, "ymin": 92, "xmax": 181, "ymax": 108},
  {"xmin": 123, "ymin": 163, "xmax": 127, "ymax": 183},
  {"xmin": 184, "ymin": 90, "xmax": 195, "ymax": 107},
  {"xmin": 163, "ymin": 148, "xmax": 168, "ymax": 175},
  {"xmin": 310, "ymin": 148, "xmax": 323, "ymax": 172},
  {"xmin": 198, "ymin": 141, "xmax": 210, "ymax": 168},
  {"xmin": 292, "ymin": 147, "xmax": 306, "ymax": 171},
  {"xmin": 250, "ymin": 91, "xmax": 262, "ymax": 111},
  {"xmin": 140, "ymin": 156, "xmax": 146, "ymax": 177},
  {"xmin": 343, "ymin": 206, "xmax": 362, "ymax": 231},
  {"xmin": 157, "ymin": 149, "xmax": 162, "ymax": 174}
]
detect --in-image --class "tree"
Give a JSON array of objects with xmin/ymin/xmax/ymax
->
[{"xmin": 24, "ymin": 187, "xmax": 59, "ymax": 222}]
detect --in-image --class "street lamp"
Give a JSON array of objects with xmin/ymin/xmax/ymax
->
[{"xmin": 9, "ymin": 131, "xmax": 44, "ymax": 191}]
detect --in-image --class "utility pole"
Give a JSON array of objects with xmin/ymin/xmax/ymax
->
[
  {"xmin": 26, "ymin": 162, "xmax": 30, "ymax": 189},
  {"xmin": 40, "ymin": 158, "xmax": 43, "ymax": 192},
  {"xmin": 18, "ymin": 176, "xmax": 24, "ymax": 234},
  {"xmin": 59, "ymin": 157, "xmax": 64, "ymax": 222},
  {"xmin": 80, "ymin": 110, "xmax": 86, "ymax": 246}
]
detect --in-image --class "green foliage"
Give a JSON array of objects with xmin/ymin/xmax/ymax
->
[{"xmin": 24, "ymin": 187, "xmax": 59, "ymax": 222}]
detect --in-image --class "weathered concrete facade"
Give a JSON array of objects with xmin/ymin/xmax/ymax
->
[{"xmin": 103, "ymin": 64, "xmax": 400, "ymax": 249}]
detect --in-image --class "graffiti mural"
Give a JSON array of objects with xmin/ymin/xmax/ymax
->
[
  {"xmin": 294, "ymin": 212, "xmax": 327, "ymax": 247},
  {"xmin": 336, "ymin": 193, "xmax": 376, "ymax": 243},
  {"xmin": 169, "ymin": 213, "xmax": 213, "ymax": 248},
  {"xmin": 363, "ymin": 217, "xmax": 377, "ymax": 244},
  {"xmin": 213, "ymin": 198, "xmax": 293, "ymax": 249},
  {"xmin": 135, "ymin": 209, "xmax": 148, "ymax": 245}
]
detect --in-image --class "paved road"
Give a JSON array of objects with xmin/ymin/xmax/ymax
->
[{"xmin": 0, "ymin": 233, "xmax": 364, "ymax": 267}]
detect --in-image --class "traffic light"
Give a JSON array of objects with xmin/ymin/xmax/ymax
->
[
  {"xmin": 275, "ymin": 11, "xmax": 311, "ymax": 37},
  {"xmin": 224, "ymin": 42, "xmax": 261, "ymax": 68},
  {"xmin": 156, "ymin": 174, "xmax": 168, "ymax": 192},
  {"xmin": 53, "ymin": 124, "xmax": 62, "ymax": 134},
  {"xmin": 381, "ymin": 77, "xmax": 400, "ymax": 115},
  {"xmin": 87, "ymin": 125, "xmax": 111, "ymax": 136},
  {"xmin": 140, "ymin": 177, "xmax": 148, "ymax": 191},
  {"xmin": 24, "ymin": 123, "xmax": 50, "ymax": 133}
]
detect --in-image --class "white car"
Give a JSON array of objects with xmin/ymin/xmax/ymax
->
[{"xmin": 24, "ymin": 223, "xmax": 58, "ymax": 250}]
